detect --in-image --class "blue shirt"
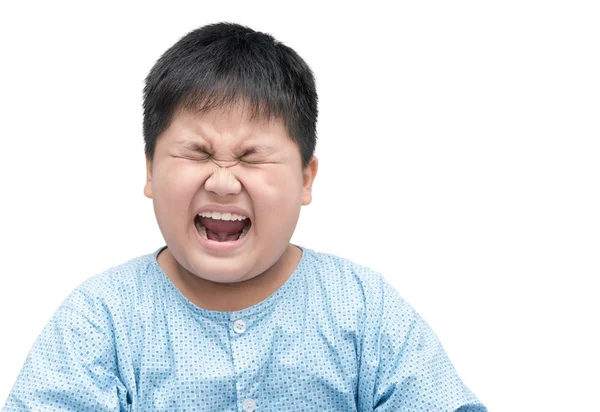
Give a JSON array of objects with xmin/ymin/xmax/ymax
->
[{"xmin": 3, "ymin": 246, "xmax": 485, "ymax": 411}]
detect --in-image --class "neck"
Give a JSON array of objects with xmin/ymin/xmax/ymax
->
[{"xmin": 157, "ymin": 244, "xmax": 302, "ymax": 311}]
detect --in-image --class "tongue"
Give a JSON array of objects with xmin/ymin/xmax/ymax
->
[
  {"xmin": 199, "ymin": 217, "xmax": 247, "ymax": 242},
  {"xmin": 207, "ymin": 231, "xmax": 241, "ymax": 242}
]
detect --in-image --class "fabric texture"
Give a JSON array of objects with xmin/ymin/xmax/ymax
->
[{"xmin": 3, "ymin": 246, "xmax": 485, "ymax": 411}]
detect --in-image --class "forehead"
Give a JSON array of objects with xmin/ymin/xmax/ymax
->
[{"xmin": 163, "ymin": 104, "xmax": 290, "ymax": 147}]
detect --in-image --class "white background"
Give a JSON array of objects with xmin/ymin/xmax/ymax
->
[{"xmin": 1, "ymin": 1, "xmax": 598, "ymax": 410}]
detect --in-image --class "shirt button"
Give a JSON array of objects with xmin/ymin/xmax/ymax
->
[
  {"xmin": 242, "ymin": 398, "xmax": 256, "ymax": 411},
  {"xmin": 233, "ymin": 319, "xmax": 247, "ymax": 334}
]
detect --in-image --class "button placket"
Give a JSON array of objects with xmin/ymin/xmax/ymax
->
[{"xmin": 230, "ymin": 316, "xmax": 256, "ymax": 411}]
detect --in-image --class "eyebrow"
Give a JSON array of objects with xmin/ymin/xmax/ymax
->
[
  {"xmin": 179, "ymin": 140, "xmax": 271, "ymax": 155},
  {"xmin": 180, "ymin": 141, "xmax": 211, "ymax": 152},
  {"xmin": 239, "ymin": 145, "xmax": 270, "ymax": 156}
]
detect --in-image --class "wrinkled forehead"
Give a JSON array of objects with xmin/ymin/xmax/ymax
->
[{"xmin": 162, "ymin": 101, "xmax": 292, "ymax": 150}]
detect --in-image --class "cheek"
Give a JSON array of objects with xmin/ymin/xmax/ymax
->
[
  {"xmin": 246, "ymin": 167, "xmax": 303, "ymax": 215},
  {"xmin": 153, "ymin": 163, "xmax": 206, "ymax": 211}
]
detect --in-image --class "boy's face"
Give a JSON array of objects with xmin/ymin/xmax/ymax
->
[{"xmin": 144, "ymin": 104, "xmax": 317, "ymax": 284}]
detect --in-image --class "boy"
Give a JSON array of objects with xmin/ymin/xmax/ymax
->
[{"xmin": 3, "ymin": 22, "xmax": 485, "ymax": 411}]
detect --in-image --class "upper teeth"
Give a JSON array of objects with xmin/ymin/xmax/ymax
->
[{"xmin": 198, "ymin": 211, "xmax": 248, "ymax": 221}]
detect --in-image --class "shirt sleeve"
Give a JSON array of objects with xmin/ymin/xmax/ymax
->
[
  {"xmin": 2, "ymin": 279, "xmax": 130, "ymax": 412},
  {"xmin": 372, "ymin": 281, "xmax": 486, "ymax": 412}
]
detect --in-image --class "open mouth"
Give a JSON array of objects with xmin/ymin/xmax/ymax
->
[{"xmin": 194, "ymin": 213, "xmax": 252, "ymax": 242}]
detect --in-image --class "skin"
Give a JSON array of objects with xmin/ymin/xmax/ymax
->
[{"xmin": 144, "ymin": 103, "xmax": 318, "ymax": 311}]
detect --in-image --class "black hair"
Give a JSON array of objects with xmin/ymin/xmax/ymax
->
[{"xmin": 143, "ymin": 22, "xmax": 318, "ymax": 168}]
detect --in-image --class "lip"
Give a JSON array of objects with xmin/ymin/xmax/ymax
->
[{"xmin": 194, "ymin": 204, "xmax": 252, "ymax": 221}]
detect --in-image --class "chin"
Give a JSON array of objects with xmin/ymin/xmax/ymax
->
[{"xmin": 187, "ymin": 259, "xmax": 256, "ymax": 284}]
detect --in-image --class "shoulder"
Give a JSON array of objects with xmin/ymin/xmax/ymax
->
[
  {"xmin": 1, "ymin": 253, "xmax": 161, "ymax": 411},
  {"xmin": 57, "ymin": 250, "xmax": 162, "ymax": 328},
  {"xmin": 75, "ymin": 251, "xmax": 157, "ymax": 298},
  {"xmin": 300, "ymin": 247, "xmax": 422, "ymax": 345},
  {"xmin": 299, "ymin": 248, "xmax": 411, "ymax": 328},
  {"xmin": 307, "ymin": 249, "xmax": 486, "ymax": 410},
  {"xmin": 301, "ymin": 247, "xmax": 404, "ymax": 305},
  {"xmin": 302, "ymin": 248, "xmax": 385, "ymax": 290}
]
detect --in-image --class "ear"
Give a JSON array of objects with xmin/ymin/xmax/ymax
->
[
  {"xmin": 143, "ymin": 156, "xmax": 153, "ymax": 199},
  {"xmin": 301, "ymin": 156, "xmax": 318, "ymax": 206}
]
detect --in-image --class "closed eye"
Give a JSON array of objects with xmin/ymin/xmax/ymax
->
[
  {"xmin": 173, "ymin": 153, "xmax": 210, "ymax": 162},
  {"xmin": 240, "ymin": 147, "xmax": 272, "ymax": 164},
  {"xmin": 179, "ymin": 142, "xmax": 213, "ymax": 160},
  {"xmin": 183, "ymin": 150, "xmax": 211, "ymax": 161},
  {"xmin": 241, "ymin": 158, "xmax": 264, "ymax": 164},
  {"xmin": 188, "ymin": 148, "xmax": 212, "ymax": 161},
  {"xmin": 195, "ymin": 151, "xmax": 211, "ymax": 160}
]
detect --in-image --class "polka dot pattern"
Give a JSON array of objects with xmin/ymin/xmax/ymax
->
[{"xmin": 3, "ymin": 246, "xmax": 485, "ymax": 411}]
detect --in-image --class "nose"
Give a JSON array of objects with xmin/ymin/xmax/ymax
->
[{"xmin": 204, "ymin": 160, "xmax": 242, "ymax": 197}]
